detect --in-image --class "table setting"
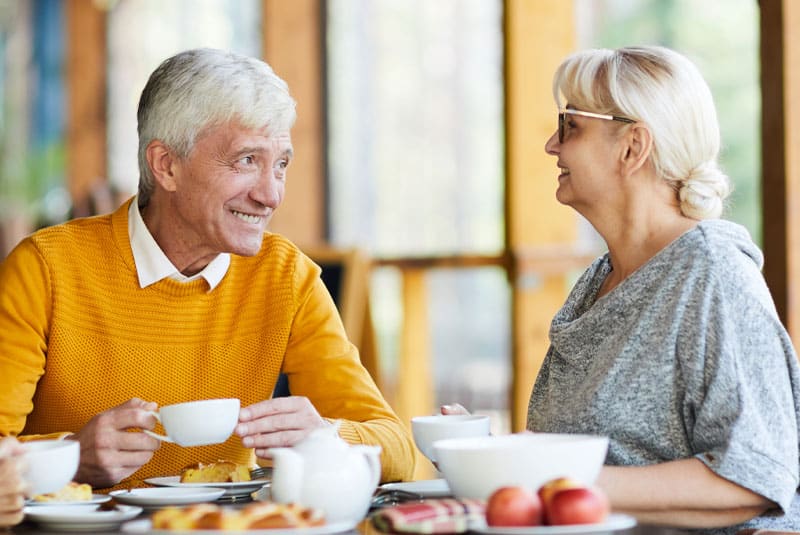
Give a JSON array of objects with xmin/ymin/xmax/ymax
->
[{"xmin": 13, "ymin": 404, "xmax": 645, "ymax": 535}]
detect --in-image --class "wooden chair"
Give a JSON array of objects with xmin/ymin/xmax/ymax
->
[{"xmin": 273, "ymin": 246, "xmax": 380, "ymax": 396}]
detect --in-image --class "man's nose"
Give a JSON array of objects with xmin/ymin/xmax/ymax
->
[{"xmin": 252, "ymin": 169, "xmax": 283, "ymax": 208}]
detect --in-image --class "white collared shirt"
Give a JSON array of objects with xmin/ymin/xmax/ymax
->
[{"xmin": 128, "ymin": 198, "xmax": 230, "ymax": 291}]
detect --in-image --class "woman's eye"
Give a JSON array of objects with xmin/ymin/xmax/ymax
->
[{"xmin": 239, "ymin": 155, "xmax": 255, "ymax": 165}]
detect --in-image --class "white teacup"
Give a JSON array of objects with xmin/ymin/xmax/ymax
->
[
  {"xmin": 411, "ymin": 414, "xmax": 491, "ymax": 463},
  {"xmin": 144, "ymin": 398, "xmax": 240, "ymax": 447},
  {"xmin": 23, "ymin": 439, "xmax": 80, "ymax": 496}
]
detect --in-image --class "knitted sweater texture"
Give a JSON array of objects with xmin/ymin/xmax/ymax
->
[{"xmin": 0, "ymin": 200, "xmax": 415, "ymax": 488}]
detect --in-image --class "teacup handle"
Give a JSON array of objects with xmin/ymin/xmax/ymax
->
[{"xmin": 142, "ymin": 411, "xmax": 175, "ymax": 443}]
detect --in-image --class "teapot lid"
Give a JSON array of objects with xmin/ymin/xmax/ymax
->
[{"xmin": 294, "ymin": 420, "xmax": 349, "ymax": 456}]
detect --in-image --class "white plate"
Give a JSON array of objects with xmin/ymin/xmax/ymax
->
[
  {"xmin": 25, "ymin": 493, "xmax": 111, "ymax": 506},
  {"xmin": 144, "ymin": 476, "xmax": 269, "ymax": 498},
  {"xmin": 469, "ymin": 514, "xmax": 636, "ymax": 534},
  {"xmin": 122, "ymin": 518, "xmax": 359, "ymax": 534},
  {"xmin": 110, "ymin": 487, "xmax": 226, "ymax": 508},
  {"xmin": 379, "ymin": 478, "xmax": 451, "ymax": 498},
  {"xmin": 24, "ymin": 504, "xmax": 143, "ymax": 531}
]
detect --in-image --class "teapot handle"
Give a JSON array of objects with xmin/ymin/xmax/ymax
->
[{"xmin": 355, "ymin": 445, "xmax": 382, "ymax": 489}]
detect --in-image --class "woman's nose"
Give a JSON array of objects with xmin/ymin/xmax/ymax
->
[{"xmin": 544, "ymin": 131, "xmax": 560, "ymax": 155}]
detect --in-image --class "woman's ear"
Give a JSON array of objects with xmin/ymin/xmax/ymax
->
[
  {"xmin": 620, "ymin": 124, "xmax": 653, "ymax": 177},
  {"xmin": 145, "ymin": 140, "xmax": 179, "ymax": 192}
]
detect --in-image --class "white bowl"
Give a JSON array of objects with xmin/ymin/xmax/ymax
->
[
  {"xmin": 433, "ymin": 433, "xmax": 608, "ymax": 499},
  {"xmin": 411, "ymin": 414, "xmax": 491, "ymax": 462},
  {"xmin": 23, "ymin": 439, "xmax": 80, "ymax": 496}
]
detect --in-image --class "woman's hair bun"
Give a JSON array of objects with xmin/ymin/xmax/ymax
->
[{"xmin": 678, "ymin": 162, "xmax": 731, "ymax": 219}]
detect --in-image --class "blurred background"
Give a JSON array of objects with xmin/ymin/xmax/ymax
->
[{"xmin": 0, "ymin": 0, "xmax": 784, "ymax": 476}]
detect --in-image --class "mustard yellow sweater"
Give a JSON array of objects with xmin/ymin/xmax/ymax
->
[{"xmin": 0, "ymin": 200, "xmax": 415, "ymax": 488}]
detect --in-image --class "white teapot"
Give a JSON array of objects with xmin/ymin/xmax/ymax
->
[{"xmin": 269, "ymin": 422, "xmax": 382, "ymax": 523}]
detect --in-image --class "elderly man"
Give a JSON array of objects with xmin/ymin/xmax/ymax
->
[{"xmin": 0, "ymin": 48, "xmax": 415, "ymax": 490}]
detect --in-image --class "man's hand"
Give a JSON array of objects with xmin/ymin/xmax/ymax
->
[
  {"xmin": 0, "ymin": 437, "xmax": 26, "ymax": 528},
  {"xmin": 235, "ymin": 396, "xmax": 329, "ymax": 459},
  {"xmin": 70, "ymin": 398, "xmax": 161, "ymax": 488}
]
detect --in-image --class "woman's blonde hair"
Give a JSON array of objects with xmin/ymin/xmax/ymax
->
[{"xmin": 552, "ymin": 46, "xmax": 731, "ymax": 219}]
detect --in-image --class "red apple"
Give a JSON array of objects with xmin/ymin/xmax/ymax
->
[
  {"xmin": 537, "ymin": 477, "xmax": 583, "ymax": 524},
  {"xmin": 546, "ymin": 486, "xmax": 610, "ymax": 526},
  {"xmin": 485, "ymin": 486, "xmax": 543, "ymax": 527}
]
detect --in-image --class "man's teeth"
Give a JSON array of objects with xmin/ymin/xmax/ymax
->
[{"xmin": 232, "ymin": 210, "xmax": 261, "ymax": 224}]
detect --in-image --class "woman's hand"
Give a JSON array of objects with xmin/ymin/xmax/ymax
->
[
  {"xmin": 0, "ymin": 437, "xmax": 26, "ymax": 527},
  {"xmin": 440, "ymin": 403, "xmax": 470, "ymax": 415},
  {"xmin": 597, "ymin": 458, "xmax": 773, "ymax": 528}
]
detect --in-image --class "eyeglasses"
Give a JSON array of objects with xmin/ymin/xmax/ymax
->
[{"xmin": 558, "ymin": 108, "xmax": 635, "ymax": 143}]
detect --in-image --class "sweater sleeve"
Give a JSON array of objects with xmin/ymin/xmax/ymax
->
[
  {"xmin": 281, "ymin": 255, "xmax": 416, "ymax": 483},
  {"xmin": 684, "ymin": 271, "xmax": 800, "ymax": 513},
  {"xmin": 0, "ymin": 238, "xmax": 54, "ymax": 437}
]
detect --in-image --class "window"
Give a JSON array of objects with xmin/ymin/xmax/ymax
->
[
  {"xmin": 327, "ymin": 0, "xmax": 508, "ymax": 430},
  {"xmin": 0, "ymin": 0, "xmax": 66, "ymax": 246}
]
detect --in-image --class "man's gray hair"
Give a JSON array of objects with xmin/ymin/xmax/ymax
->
[{"xmin": 136, "ymin": 48, "xmax": 297, "ymax": 207}]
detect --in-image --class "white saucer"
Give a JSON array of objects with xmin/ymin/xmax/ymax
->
[
  {"xmin": 110, "ymin": 487, "xmax": 226, "ymax": 508},
  {"xmin": 144, "ymin": 476, "xmax": 269, "ymax": 498},
  {"xmin": 24, "ymin": 504, "xmax": 143, "ymax": 532},
  {"xmin": 26, "ymin": 493, "xmax": 111, "ymax": 506},
  {"xmin": 469, "ymin": 514, "xmax": 637, "ymax": 534},
  {"xmin": 379, "ymin": 478, "xmax": 451, "ymax": 498},
  {"xmin": 122, "ymin": 518, "xmax": 359, "ymax": 534}
]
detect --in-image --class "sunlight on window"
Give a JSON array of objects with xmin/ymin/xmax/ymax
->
[{"xmin": 327, "ymin": 0, "xmax": 509, "ymax": 429}]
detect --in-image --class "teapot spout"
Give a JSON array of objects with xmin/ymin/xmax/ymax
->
[{"xmin": 269, "ymin": 447, "xmax": 304, "ymax": 504}]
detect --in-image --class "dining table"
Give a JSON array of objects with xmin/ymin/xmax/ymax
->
[
  {"xmin": 7, "ymin": 496, "xmax": 696, "ymax": 535},
  {"xmin": 8, "ymin": 516, "xmax": 685, "ymax": 535}
]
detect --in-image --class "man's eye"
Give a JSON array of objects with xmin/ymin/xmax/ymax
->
[{"xmin": 239, "ymin": 156, "xmax": 255, "ymax": 165}]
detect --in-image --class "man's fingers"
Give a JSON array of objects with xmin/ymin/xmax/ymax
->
[
  {"xmin": 0, "ymin": 437, "xmax": 24, "ymax": 458},
  {"xmin": 239, "ymin": 397, "xmax": 303, "ymax": 422},
  {"xmin": 250, "ymin": 429, "xmax": 312, "ymax": 454},
  {"xmin": 0, "ymin": 510, "xmax": 24, "ymax": 528},
  {"xmin": 0, "ymin": 492, "xmax": 24, "ymax": 512}
]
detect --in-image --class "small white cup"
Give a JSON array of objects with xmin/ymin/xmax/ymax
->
[
  {"xmin": 144, "ymin": 398, "xmax": 240, "ymax": 447},
  {"xmin": 411, "ymin": 414, "xmax": 491, "ymax": 462},
  {"xmin": 23, "ymin": 439, "xmax": 80, "ymax": 496}
]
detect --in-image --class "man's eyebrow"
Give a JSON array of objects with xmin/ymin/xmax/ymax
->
[{"xmin": 232, "ymin": 146, "xmax": 267, "ymax": 157}]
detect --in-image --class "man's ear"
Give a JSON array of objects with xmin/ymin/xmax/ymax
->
[
  {"xmin": 145, "ymin": 140, "xmax": 179, "ymax": 192},
  {"xmin": 620, "ymin": 124, "xmax": 653, "ymax": 177}
]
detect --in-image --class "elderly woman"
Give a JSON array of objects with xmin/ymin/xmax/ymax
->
[
  {"xmin": 0, "ymin": 437, "xmax": 25, "ymax": 528},
  {"xmin": 531, "ymin": 45, "xmax": 800, "ymax": 532}
]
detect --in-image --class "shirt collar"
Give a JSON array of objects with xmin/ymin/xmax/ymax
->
[{"xmin": 128, "ymin": 198, "xmax": 230, "ymax": 291}]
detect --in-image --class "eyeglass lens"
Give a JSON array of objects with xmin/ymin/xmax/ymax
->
[{"xmin": 558, "ymin": 112, "xmax": 565, "ymax": 143}]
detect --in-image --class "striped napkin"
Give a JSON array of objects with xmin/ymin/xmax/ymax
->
[{"xmin": 371, "ymin": 498, "xmax": 486, "ymax": 534}]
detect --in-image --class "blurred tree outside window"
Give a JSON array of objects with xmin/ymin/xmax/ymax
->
[
  {"xmin": 575, "ymin": 0, "xmax": 761, "ymax": 245},
  {"xmin": 107, "ymin": 0, "xmax": 261, "ymax": 197},
  {"xmin": 0, "ymin": 0, "xmax": 66, "ymax": 250},
  {"xmin": 326, "ymin": 0, "xmax": 509, "ymax": 430}
]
